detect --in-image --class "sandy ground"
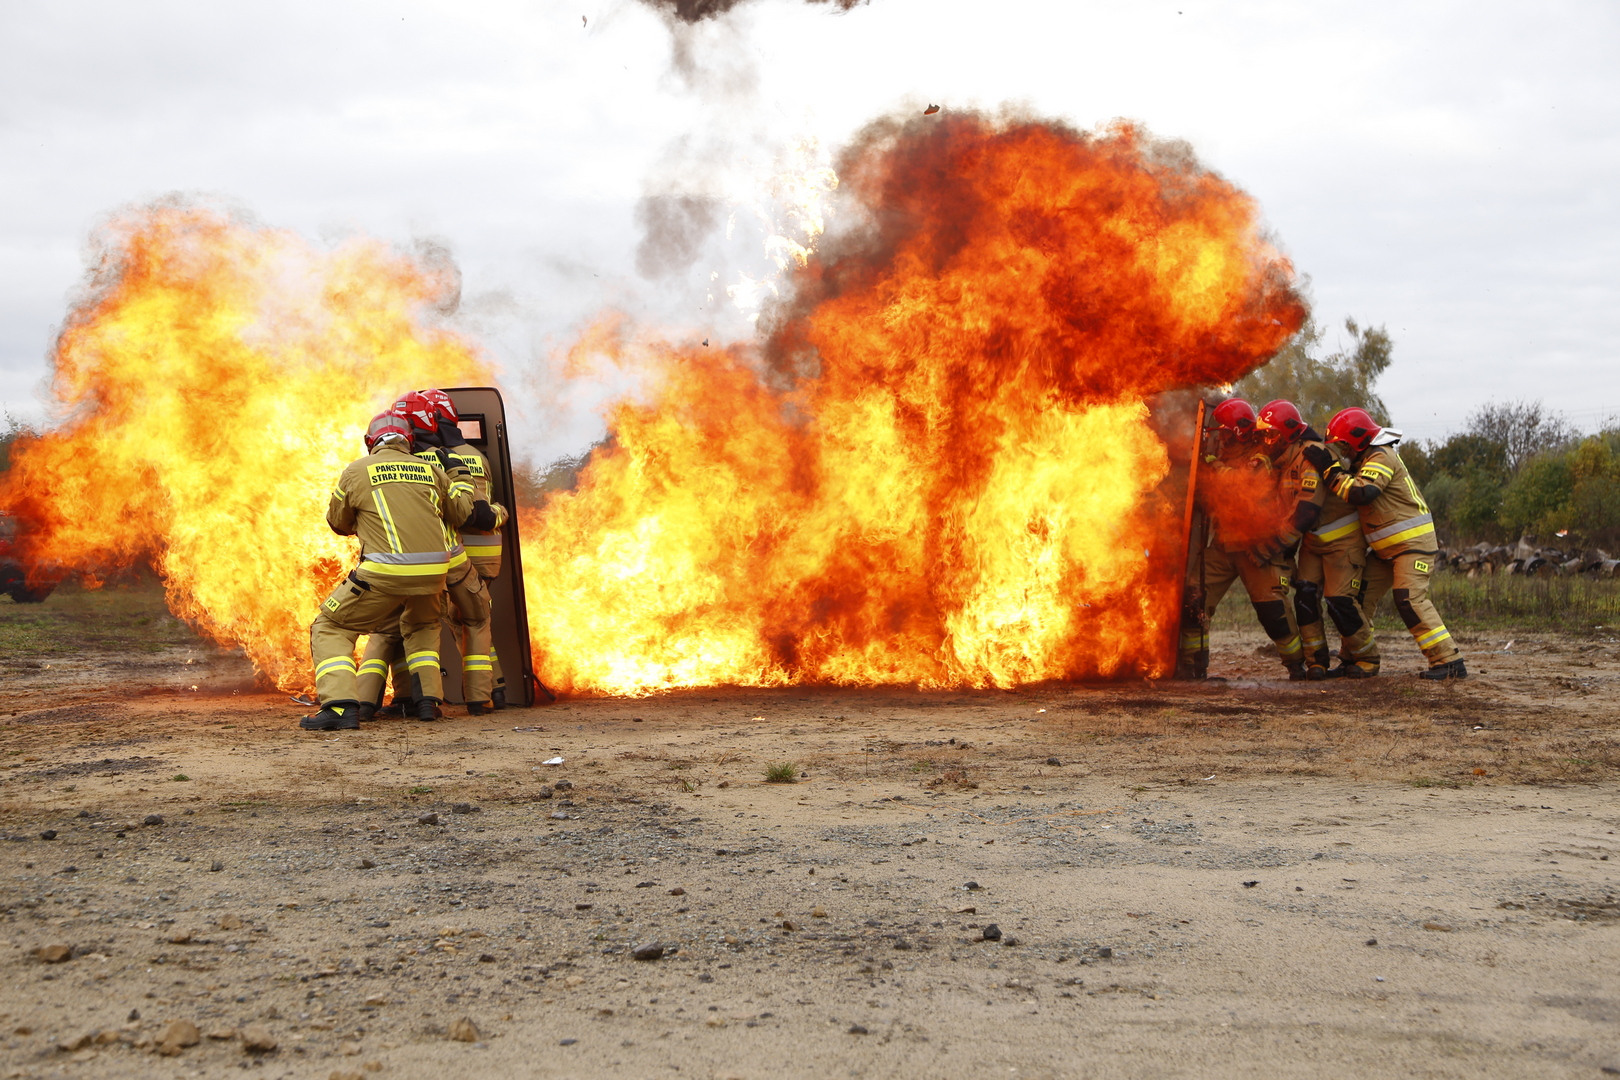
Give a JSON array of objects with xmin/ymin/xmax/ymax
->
[{"xmin": 2, "ymin": 603, "xmax": 1619, "ymax": 1079}]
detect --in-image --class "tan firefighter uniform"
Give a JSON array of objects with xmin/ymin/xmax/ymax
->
[
  {"xmin": 1293, "ymin": 439, "xmax": 1379, "ymax": 676},
  {"xmin": 310, "ymin": 445, "xmax": 474, "ymax": 707},
  {"xmin": 1328, "ymin": 433, "xmax": 1462, "ymax": 668},
  {"xmin": 1179, "ymin": 439, "xmax": 1304, "ymax": 677},
  {"xmin": 355, "ymin": 442, "xmax": 509, "ymax": 708}
]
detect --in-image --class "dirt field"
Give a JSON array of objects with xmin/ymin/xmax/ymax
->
[{"xmin": 2, "ymin": 584, "xmax": 1619, "ymax": 1079}]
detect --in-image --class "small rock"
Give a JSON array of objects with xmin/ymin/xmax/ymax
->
[
  {"xmin": 363, "ymin": 1063, "xmax": 383, "ymax": 1074},
  {"xmin": 632, "ymin": 942, "xmax": 665, "ymax": 961},
  {"xmin": 357, "ymin": 858, "xmax": 376, "ymax": 870},
  {"xmin": 331, "ymin": 1071, "xmax": 365, "ymax": 1080},
  {"xmin": 158, "ymin": 1018, "xmax": 201, "ymax": 1053},
  {"xmin": 417, "ymin": 813, "xmax": 440, "ymax": 826},
  {"xmin": 240, "ymin": 1023, "xmax": 277, "ymax": 1053},
  {"xmin": 559, "ymin": 1037, "xmax": 578, "ymax": 1046},
  {"xmin": 716, "ymin": 780, "xmax": 731, "ymax": 788},
  {"xmin": 168, "ymin": 929, "xmax": 193, "ymax": 945},
  {"xmin": 56, "ymin": 1030, "xmax": 95, "ymax": 1052},
  {"xmin": 704, "ymin": 1015, "xmax": 726, "ymax": 1028},
  {"xmin": 964, "ymin": 881, "xmax": 981, "ymax": 891},
  {"xmin": 667, "ymin": 887, "xmax": 686, "ymax": 897},
  {"xmin": 780, "ymin": 919, "xmax": 797, "ymax": 931},
  {"xmin": 218, "ymin": 914, "xmax": 244, "ymax": 930},
  {"xmin": 1045, "ymin": 757, "xmax": 1062, "ymax": 766},
  {"xmin": 1365, "ymin": 938, "xmax": 1378, "ymax": 946},
  {"xmin": 536, "ymin": 786, "xmax": 553, "ymax": 799},
  {"xmin": 1422, "ymin": 922, "xmax": 1454, "ymax": 932},
  {"xmin": 143, "ymin": 814, "xmax": 164, "ymax": 826},
  {"xmin": 893, "ymin": 939, "xmax": 912, "ymax": 951},
  {"xmin": 848, "ymin": 1024, "xmax": 869, "ymax": 1035},
  {"xmin": 209, "ymin": 860, "xmax": 224, "ymax": 872},
  {"xmin": 563, "ymin": 976, "xmax": 586, "ymax": 988},
  {"xmin": 35, "ymin": 944, "xmax": 72, "ymax": 964},
  {"xmin": 553, "ymin": 779, "xmax": 574, "ymax": 791},
  {"xmin": 811, "ymin": 906, "xmax": 827, "ymax": 918},
  {"xmin": 550, "ymin": 812, "xmax": 569, "ymax": 821},
  {"xmin": 364, "ymin": 995, "xmax": 388, "ymax": 1006},
  {"xmin": 1003, "ymin": 936, "xmax": 1021, "ymax": 947},
  {"xmin": 1241, "ymin": 880, "xmax": 1260, "ymax": 888},
  {"xmin": 634, "ymin": 880, "xmax": 656, "ymax": 888},
  {"xmin": 39, "ymin": 830, "xmax": 57, "ymax": 840},
  {"xmin": 447, "ymin": 1017, "xmax": 480, "ymax": 1043},
  {"xmin": 450, "ymin": 803, "xmax": 480, "ymax": 814},
  {"xmin": 1096, "ymin": 946, "xmax": 1113, "ymax": 959},
  {"xmin": 478, "ymin": 953, "xmax": 496, "ymax": 963},
  {"xmin": 980, "ymin": 924, "xmax": 1002, "ymax": 942},
  {"xmin": 127, "ymin": 1009, "xmax": 140, "ymax": 1022},
  {"xmin": 77, "ymin": 810, "xmax": 91, "ymax": 818},
  {"xmin": 205, "ymin": 1026, "xmax": 237, "ymax": 1040}
]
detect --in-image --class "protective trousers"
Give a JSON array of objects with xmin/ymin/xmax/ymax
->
[
  {"xmin": 355, "ymin": 564, "xmax": 495, "ymax": 705},
  {"xmin": 1179, "ymin": 543, "xmax": 1303, "ymax": 676},
  {"xmin": 1294, "ymin": 541, "xmax": 1379, "ymax": 671},
  {"xmin": 1360, "ymin": 552, "xmax": 1462, "ymax": 666},
  {"xmin": 311, "ymin": 576, "xmax": 444, "ymax": 706}
]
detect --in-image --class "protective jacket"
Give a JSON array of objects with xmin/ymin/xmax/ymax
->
[
  {"xmin": 1327, "ymin": 430, "xmax": 1437, "ymax": 558},
  {"xmin": 446, "ymin": 442, "xmax": 509, "ymax": 579},
  {"xmin": 1268, "ymin": 426, "xmax": 1328, "ymax": 549},
  {"xmin": 1201, "ymin": 437, "xmax": 1273, "ymax": 554},
  {"xmin": 327, "ymin": 444, "xmax": 475, "ymax": 594}
]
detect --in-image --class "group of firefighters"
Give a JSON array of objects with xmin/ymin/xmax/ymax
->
[
  {"xmin": 300, "ymin": 389, "xmax": 511, "ymax": 732},
  {"xmin": 295, "ymin": 388, "xmax": 1463, "ymax": 730},
  {"xmin": 1178, "ymin": 398, "xmax": 1466, "ymax": 683}
]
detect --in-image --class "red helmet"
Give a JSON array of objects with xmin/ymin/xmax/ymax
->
[
  {"xmin": 391, "ymin": 391, "xmax": 438, "ymax": 435},
  {"xmin": 1255, "ymin": 399, "xmax": 1306, "ymax": 443},
  {"xmin": 1326, "ymin": 407, "xmax": 1381, "ymax": 454},
  {"xmin": 414, "ymin": 388, "xmax": 459, "ymax": 426},
  {"xmin": 1212, "ymin": 398, "xmax": 1257, "ymax": 440},
  {"xmin": 364, "ymin": 411, "xmax": 412, "ymax": 452}
]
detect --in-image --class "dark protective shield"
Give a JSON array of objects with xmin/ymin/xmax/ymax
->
[{"xmin": 434, "ymin": 387, "xmax": 540, "ymax": 707}]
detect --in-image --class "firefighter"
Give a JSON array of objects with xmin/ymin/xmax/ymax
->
[
  {"xmin": 1255, "ymin": 400, "xmax": 1380, "ymax": 680},
  {"xmin": 1324, "ymin": 407, "xmax": 1466, "ymax": 680},
  {"xmin": 302, "ymin": 412, "xmax": 475, "ymax": 731},
  {"xmin": 1177, "ymin": 398, "xmax": 1309, "ymax": 681},
  {"xmin": 354, "ymin": 390, "xmax": 506, "ymax": 717}
]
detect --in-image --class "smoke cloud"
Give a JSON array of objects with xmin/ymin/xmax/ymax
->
[{"xmin": 639, "ymin": 0, "xmax": 864, "ymax": 24}]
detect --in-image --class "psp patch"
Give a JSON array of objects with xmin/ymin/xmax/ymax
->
[
  {"xmin": 1414, "ymin": 559, "xmax": 1431, "ymax": 573},
  {"xmin": 1301, "ymin": 475, "xmax": 1319, "ymax": 491}
]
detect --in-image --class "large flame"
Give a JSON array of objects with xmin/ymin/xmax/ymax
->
[
  {"xmin": 523, "ymin": 114, "xmax": 1305, "ymax": 694},
  {"xmin": 0, "ymin": 203, "xmax": 491, "ymax": 689}
]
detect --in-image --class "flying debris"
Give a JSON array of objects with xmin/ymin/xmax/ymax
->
[{"xmin": 924, "ymin": 104, "xmax": 940, "ymax": 115}]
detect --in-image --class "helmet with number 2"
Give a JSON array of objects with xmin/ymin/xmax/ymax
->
[
  {"xmin": 1212, "ymin": 398, "xmax": 1257, "ymax": 441},
  {"xmin": 1254, "ymin": 399, "xmax": 1306, "ymax": 444}
]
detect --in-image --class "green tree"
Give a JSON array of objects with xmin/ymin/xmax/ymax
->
[
  {"xmin": 1499, "ymin": 453, "xmax": 1574, "ymax": 536},
  {"xmin": 1233, "ymin": 316, "xmax": 1393, "ymax": 427}
]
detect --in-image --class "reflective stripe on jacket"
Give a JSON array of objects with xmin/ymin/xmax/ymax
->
[{"xmin": 326, "ymin": 445, "xmax": 474, "ymax": 595}]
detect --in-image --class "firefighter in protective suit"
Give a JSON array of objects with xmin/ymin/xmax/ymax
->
[
  {"xmin": 1177, "ymin": 398, "xmax": 1308, "ymax": 680},
  {"xmin": 354, "ymin": 390, "xmax": 506, "ymax": 718},
  {"xmin": 302, "ymin": 412, "xmax": 475, "ymax": 731},
  {"xmin": 1254, "ymin": 400, "xmax": 1380, "ymax": 680},
  {"xmin": 1324, "ymin": 408, "xmax": 1467, "ymax": 680}
]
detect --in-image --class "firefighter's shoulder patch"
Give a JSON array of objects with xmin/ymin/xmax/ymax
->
[
  {"xmin": 1302, "ymin": 475, "xmax": 1319, "ymax": 491},
  {"xmin": 1414, "ymin": 559, "xmax": 1431, "ymax": 573},
  {"xmin": 367, "ymin": 460, "xmax": 435, "ymax": 487}
]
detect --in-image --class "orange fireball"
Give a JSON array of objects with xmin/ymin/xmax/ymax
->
[
  {"xmin": 521, "ymin": 114, "xmax": 1305, "ymax": 694},
  {"xmin": 0, "ymin": 202, "xmax": 491, "ymax": 689}
]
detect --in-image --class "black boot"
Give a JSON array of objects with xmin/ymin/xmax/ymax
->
[
  {"xmin": 1418, "ymin": 658, "xmax": 1468, "ymax": 681},
  {"xmin": 467, "ymin": 700, "xmax": 493, "ymax": 716},
  {"xmin": 356, "ymin": 702, "xmax": 378, "ymax": 722},
  {"xmin": 416, "ymin": 697, "xmax": 444, "ymax": 722},
  {"xmin": 1336, "ymin": 658, "xmax": 1379, "ymax": 679},
  {"xmin": 300, "ymin": 700, "xmax": 361, "ymax": 731},
  {"xmin": 378, "ymin": 697, "xmax": 411, "ymax": 719},
  {"xmin": 1285, "ymin": 661, "xmax": 1309, "ymax": 681},
  {"xmin": 490, "ymin": 687, "xmax": 507, "ymax": 711}
]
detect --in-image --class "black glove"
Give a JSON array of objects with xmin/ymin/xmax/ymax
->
[
  {"xmin": 1302, "ymin": 444, "xmax": 1333, "ymax": 471},
  {"xmin": 469, "ymin": 500, "xmax": 498, "ymax": 531},
  {"xmin": 438, "ymin": 418, "xmax": 468, "ymax": 447},
  {"xmin": 1248, "ymin": 537, "xmax": 1284, "ymax": 567},
  {"xmin": 431, "ymin": 448, "xmax": 464, "ymax": 475}
]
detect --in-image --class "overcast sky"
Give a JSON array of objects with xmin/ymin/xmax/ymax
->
[{"xmin": 2, "ymin": 0, "xmax": 1617, "ymax": 460}]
